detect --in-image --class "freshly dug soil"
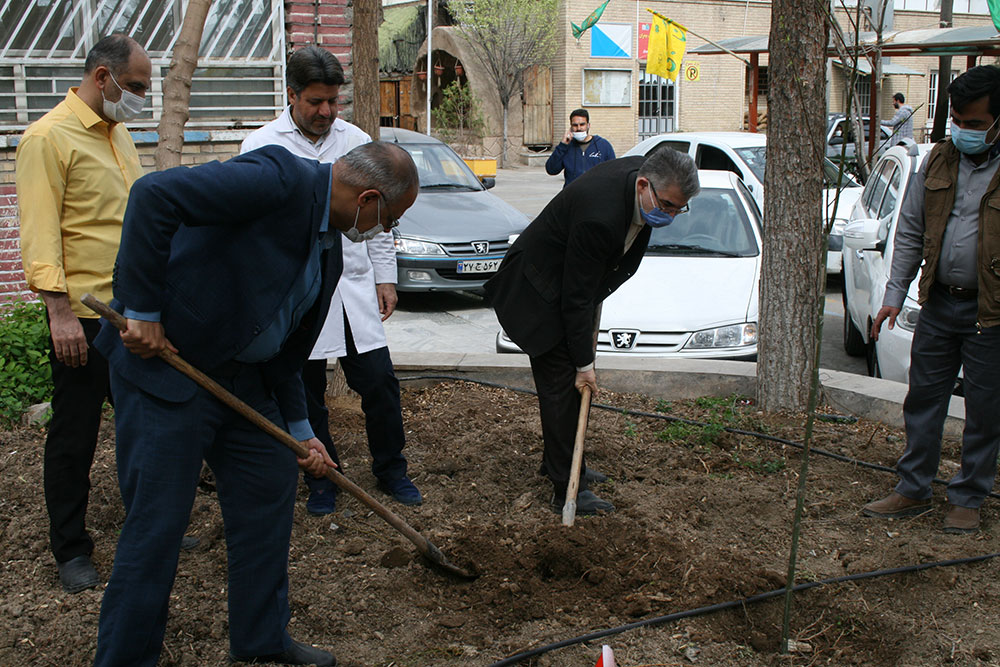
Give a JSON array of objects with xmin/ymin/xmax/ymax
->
[{"xmin": 1, "ymin": 380, "xmax": 998, "ymax": 666}]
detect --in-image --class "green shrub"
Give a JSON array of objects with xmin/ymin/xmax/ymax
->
[{"xmin": 0, "ymin": 297, "xmax": 52, "ymax": 425}]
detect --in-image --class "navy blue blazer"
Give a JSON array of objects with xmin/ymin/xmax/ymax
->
[{"xmin": 95, "ymin": 145, "xmax": 342, "ymax": 426}]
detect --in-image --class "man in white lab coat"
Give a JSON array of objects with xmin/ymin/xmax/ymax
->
[{"xmin": 241, "ymin": 46, "xmax": 420, "ymax": 512}]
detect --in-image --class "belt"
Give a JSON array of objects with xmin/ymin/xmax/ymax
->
[{"xmin": 935, "ymin": 282, "xmax": 978, "ymax": 300}]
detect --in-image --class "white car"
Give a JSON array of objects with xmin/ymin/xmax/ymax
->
[
  {"xmin": 841, "ymin": 143, "xmax": 931, "ymax": 382},
  {"xmin": 623, "ymin": 131, "xmax": 862, "ymax": 274},
  {"xmin": 497, "ymin": 170, "xmax": 761, "ymax": 359}
]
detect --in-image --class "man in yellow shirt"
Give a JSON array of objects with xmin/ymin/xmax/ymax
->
[{"xmin": 15, "ymin": 34, "xmax": 151, "ymax": 594}]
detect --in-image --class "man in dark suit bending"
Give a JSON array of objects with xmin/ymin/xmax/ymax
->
[
  {"xmin": 92, "ymin": 142, "xmax": 418, "ymax": 667},
  {"xmin": 486, "ymin": 147, "xmax": 699, "ymax": 514}
]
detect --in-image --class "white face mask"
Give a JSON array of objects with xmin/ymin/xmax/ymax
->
[
  {"xmin": 102, "ymin": 71, "xmax": 145, "ymax": 122},
  {"xmin": 572, "ymin": 131, "xmax": 588, "ymax": 142},
  {"xmin": 344, "ymin": 197, "xmax": 385, "ymax": 243}
]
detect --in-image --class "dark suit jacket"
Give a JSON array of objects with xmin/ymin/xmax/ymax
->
[
  {"xmin": 95, "ymin": 145, "xmax": 342, "ymax": 426},
  {"xmin": 485, "ymin": 156, "xmax": 649, "ymax": 367}
]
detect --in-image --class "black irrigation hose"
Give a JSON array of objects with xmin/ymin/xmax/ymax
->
[
  {"xmin": 486, "ymin": 551, "xmax": 1000, "ymax": 666},
  {"xmin": 397, "ymin": 374, "xmax": 1000, "ymax": 500},
  {"xmin": 398, "ymin": 375, "xmax": 1000, "ymax": 662}
]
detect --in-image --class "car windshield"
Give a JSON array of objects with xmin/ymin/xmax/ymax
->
[
  {"xmin": 733, "ymin": 146, "xmax": 766, "ymax": 181},
  {"xmin": 822, "ymin": 159, "xmax": 860, "ymax": 188},
  {"xmin": 398, "ymin": 143, "xmax": 484, "ymax": 190},
  {"xmin": 646, "ymin": 187, "xmax": 759, "ymax": 257}
]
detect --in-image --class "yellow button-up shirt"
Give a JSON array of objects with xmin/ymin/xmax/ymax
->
[{"xmin": 16, "ymin": 88, "xmax": 143, "ymax": 318}]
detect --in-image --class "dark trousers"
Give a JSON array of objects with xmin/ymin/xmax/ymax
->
[
  {"xmin": 303, "ymin": 311, "xmax": 407, "ymax": 485},
  {"xmin": 529, "ymin": 338, "xmax": 588, "ymax": 493},
  {"xmin": 895, "ymin": 286, "xmax": 1000, "ymax": 508},
  {"xmin": 95, "ymin": 363, "xmax": 298, "ymax": 666},
  {"xmin": 44, "ymin": 316, "xmax": 110, "ymax": 564}
]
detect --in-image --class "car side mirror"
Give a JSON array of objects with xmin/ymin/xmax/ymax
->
[
  {"xmin": 843, "ymin": 218, "xmax": 881, "ymax": 251},
  {"xmin": 481, "ymin": 177, "xmax": 496, "ymax": 189}
]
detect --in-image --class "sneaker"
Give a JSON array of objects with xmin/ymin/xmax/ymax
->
[
  {"xmin": 377, "ymin": 476, "xmax": 422, "ymax": 506},
  {"xmin": 861, "ymin": 492, "xmax": 931, "ymax": 519},
  {"xmin": 57, "ymin": 555, "xmax": 100, "ymax": 594},
  {"xmin": 307, "ymin": 487, "xmax": 338, "ymax": 515},
  {"xmin": 942, "ymin": 504, "xmax": 980, "ymax": 534},
  {"xmin": 550, "ymin": 489, "xmax": 615, "ymax": 515}
]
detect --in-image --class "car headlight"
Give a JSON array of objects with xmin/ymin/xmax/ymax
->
[
  {"xmin": 896, "ymin": 302, "xmax": 920, "ymax": 332},
  {"xmin": 684, "ymin": 323, "xmax": 758, "ymax": 349},
  {"xmin": 393, "ymin": 236, "xmax": 446, "ymax": 255}
]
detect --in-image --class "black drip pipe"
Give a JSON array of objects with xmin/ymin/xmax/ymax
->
[
  {"xmin": 397, "ymin": 374, "xmax": 1000, "ymax": 500},
  {"xmin": 487, "ymin": 552, "xmax": 1000, "ymax": 666},
  {"xmin": 397, "ymin": 374, "xmax": 1000, "ymax": 663}
]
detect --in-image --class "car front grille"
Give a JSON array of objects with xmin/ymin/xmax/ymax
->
[{"xmin": 441, "ymin": 239, "xmax": 512, "ymax": 257}]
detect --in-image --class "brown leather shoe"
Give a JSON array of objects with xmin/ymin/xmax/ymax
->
[
  {"xmin": 862, "ymin": 492, "xmax": 931, "ymax": 518},
  {"xmin": 942, "ymin": 505, "xmax": 980, "ymax": 534}
]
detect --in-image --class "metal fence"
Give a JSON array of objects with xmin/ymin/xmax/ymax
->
[{"xmin": 0, "ymin": 0, "xmax": 286, "ymax": 130}]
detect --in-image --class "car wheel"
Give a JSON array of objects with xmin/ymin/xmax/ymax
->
[
  {"xmin": 842, "ymin": 285, "xmax": 866, "ymax": 357},
  {"xmin": 865, "ymin": 336, "xmax": 882, "ymax": 378}
]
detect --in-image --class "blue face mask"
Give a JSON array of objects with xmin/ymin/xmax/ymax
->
[
  {"xmin": 950, "ymin": 118, "xmax": 1000, "ymax": 155},
  {"xmin": 640, "ymin": 187, "xmax": 675, "ymax": 228}
]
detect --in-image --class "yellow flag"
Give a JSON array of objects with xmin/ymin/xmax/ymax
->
[{"xmin": 647, "ymin": 13, "xmax": 687, "ymax": 82}]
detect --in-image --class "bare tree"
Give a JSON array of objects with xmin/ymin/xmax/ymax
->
[
  {"xmin": 757, "ymin": 0, "xmax": 828, "ymax": 413},
  {"xmin": 446, "ymin": 0, "xmax": 558, "ymax": 167},
  {"xmin": 154, "ymin": 0, "xmax": 212, "ymax": 170},
  {"xmin": 351, "ymin": 0, "xmax": 381, "ymax": 137}
]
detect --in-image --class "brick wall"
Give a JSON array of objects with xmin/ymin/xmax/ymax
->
[{"xmin": 0, "ymin": 0, "xmax": 354, "ymax": 304}]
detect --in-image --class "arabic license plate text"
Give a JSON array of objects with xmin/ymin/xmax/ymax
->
[{"xmin": 457, "ymin": 258, "xmax": 501, "ymax": 274}]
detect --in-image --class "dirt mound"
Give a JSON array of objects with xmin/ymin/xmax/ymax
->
[{"xmin": 2, "ymin": 381, "xmax": 998, "ymax": 665}]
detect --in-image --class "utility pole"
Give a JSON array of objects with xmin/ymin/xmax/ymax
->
[{"xmin": 930, "ymin": 0, "xmax": 954, "ymax": 142}]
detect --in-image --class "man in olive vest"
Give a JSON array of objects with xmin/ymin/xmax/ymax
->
[{"xmin": 863, "ymin": 65, "xmax": 1000, "ymax": 534}]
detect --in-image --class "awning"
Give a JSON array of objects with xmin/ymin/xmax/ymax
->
[{"xmin": 832, "ymin": 59, "xmax": 925, "ymax": 76}]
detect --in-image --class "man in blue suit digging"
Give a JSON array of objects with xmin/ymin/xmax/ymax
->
[{"xmin": 92, "ymin": 142, "xmax": 418, "ymax": 667}]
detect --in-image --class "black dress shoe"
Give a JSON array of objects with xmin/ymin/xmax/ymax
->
[
  {"xmin": 230, "ymin": 639, "xmax": 336, "ymax": 666},
  {"xmin": 550, "ymin": 489, "xmax": 615, "ymax": 515},
  {"xmin": 57, "ymin": 555, "xmax": 99, "ymax": 594},
  {"xmin": 584, "ymin": 467, "xmax": 608, "ymax": 484}
]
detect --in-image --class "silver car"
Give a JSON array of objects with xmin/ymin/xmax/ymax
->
[{"xmin": 380, "ymin": 128, "xmax": 530, "ymax": 291}]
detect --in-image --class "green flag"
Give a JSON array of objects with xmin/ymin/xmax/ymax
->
[
  {"xmin": 571, "ymin": 0, "xmax": 612, "ymax": 40},
  {"xmin": 990, "ymin": 0, "xmax": 1000, "ymax": 32}
]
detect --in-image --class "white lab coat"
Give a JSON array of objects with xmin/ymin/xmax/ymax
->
[{"xmin": 241, "ymin": 108, "xmax": 397, "ymax": 359}]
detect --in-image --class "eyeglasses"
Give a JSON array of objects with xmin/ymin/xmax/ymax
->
[
  {"xmin": 379, "ymin": 192, "xmax": 401, "ymax": 231},
  {"xmin": 648, "ymin": 181, "xmax": 689, "ymax": 215}
]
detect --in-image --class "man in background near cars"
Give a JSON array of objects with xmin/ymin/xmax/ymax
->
[
  {"xmin": 487, "ymin": 147, "xmax": 699, "ymax": 514},
  {"xmin": 545, "ymin": 108, "xmax": 616, "ymax": 187},
  {"xmin": 882, "ymin": 92, "xmax": 914, "ymax": 142},
  {"xmin": 864, "ymin": 65, "xmax": 1000, "ymax": 534},
  {"xmin": 15, "ymin": 34, "xmax": 151, "ymax": 594},
  {"xmin": 241, "ymin": 46, "xmax": 421, "ymax": 513}
]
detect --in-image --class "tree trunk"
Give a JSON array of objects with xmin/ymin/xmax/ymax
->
[
  {"xmin": 154, "ymin": 0, "xmax": 212, "ymax": 171},
  {"xmin": 500, "ymin": 102, "xmax": 508, "ymax": 168},
  {"xmin": 756, "ymin": 0, "xmax": 828, "ymax": 412},
  {"xmin": 351, "ymin": 0, "xmax": 381, "ymax": 137}
]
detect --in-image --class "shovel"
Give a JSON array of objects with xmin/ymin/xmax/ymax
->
[
  {"xmin": 561, "ymin": 385, "xmax": 592, "ymax": 527},
  {"xmin": 82, "ymin": 294, "xmax": 476, "ymax": 580}
]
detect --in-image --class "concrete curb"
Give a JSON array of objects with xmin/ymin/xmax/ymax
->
[{"xmin": 387, "ymin": 354, "xmax": 966, "ymax": 439}]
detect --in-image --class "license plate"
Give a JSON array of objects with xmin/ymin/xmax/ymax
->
[{"xmin": 457, "ymin": 258, "xmax": 501, "ymax": 273}]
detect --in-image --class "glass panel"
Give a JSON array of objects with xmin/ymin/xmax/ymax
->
[
  {"xmin": 646, "ymin": 188, "xmax": 759, "ymax": 257},
  {"xmin": 0, "ymin": 0, "xmax": 76, "ymax": 54}
]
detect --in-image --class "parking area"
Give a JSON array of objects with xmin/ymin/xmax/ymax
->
[{"xmin": 383, "ymin": 164, "xmax": 869, "ymax": 377}]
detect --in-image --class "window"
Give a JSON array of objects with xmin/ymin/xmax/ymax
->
[
  {"xmin": 745, "ymin": 66, "xmax": 768, "ymax": 97},
  {"xmin": 638, "ymin": 67, "xmax": 675, "ymax": 139},
  {"xmin": 854, "ymin": 75, "xmax": 872, "ymax": 116},
  {"xmin": 928, "ymin": 69, "xmax": 959, "ymax": 123},
  {"xmin": 0, "ymin": 0, "xmax": 285, "ymax": 130},
  {"xmin": 582, "ymin": 69, "xmax": 632, "ymax": 106}
]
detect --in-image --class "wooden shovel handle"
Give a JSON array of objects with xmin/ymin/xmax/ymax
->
[
  {"xmin": 81, "ymin": 294, "xmax": 474, "ymax": 578},
  {"xmin": 562, "ymin": 385, "xmax": 592, "ymax": 527}
]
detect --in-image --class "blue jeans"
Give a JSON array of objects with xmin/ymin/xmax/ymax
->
[
  {"xmin": 895, "ymin": 286, "xmax": 1000, "ymax": 508},
  {"xmin": 94, "ymin": 363, "xmax": 298, "ymax": 666}
]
